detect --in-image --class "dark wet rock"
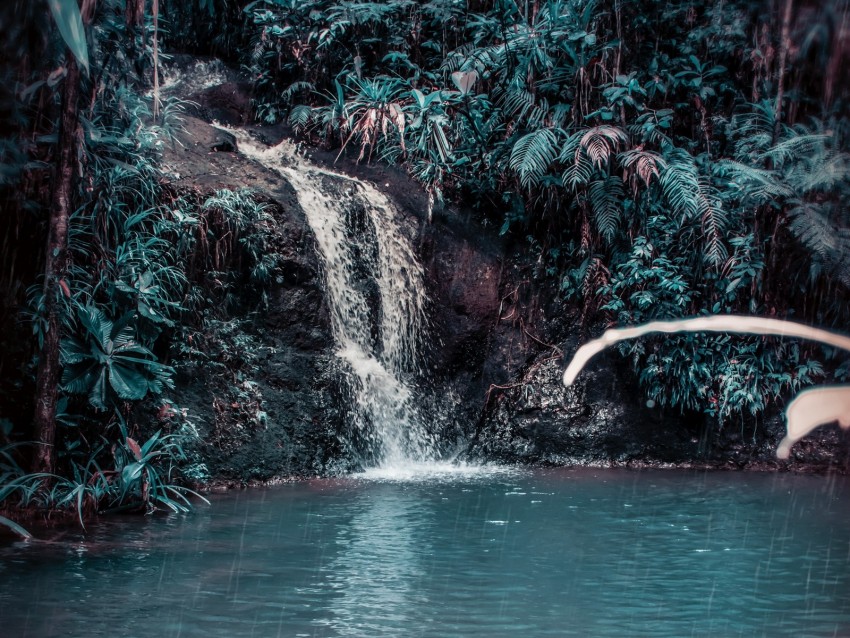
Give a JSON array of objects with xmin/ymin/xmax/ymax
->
[
  {"xmin": 466, "ymin": 344, "xmax": 701, "ymax": 467},
  {"xmin": 210, "ymin": 130, "xmax": 236, "ymax": 152},
  {"xmin": 467, "ymin": 339, "xmax": 850, "ymax": 472},
  {"xmin": 189, "ymin": 81, "xmax": 253, "ymax": 126},
  {"xmin": 162, "ymin": 56, "xmax": 251, "ymax": 125},
  {"xmin": 158, "ymin": 114, "xmax": 346, "ymax": 482}
]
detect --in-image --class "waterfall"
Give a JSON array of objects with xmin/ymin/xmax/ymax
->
[{"xmin": 226, "ymin": 130, "xmax": 435, "ymax": 467}]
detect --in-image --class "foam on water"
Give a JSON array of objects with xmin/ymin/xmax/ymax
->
[
  {"xmin": 354, "ymin": 461, "xmax": 525, "ymax": 483},
  {"xmin": 158, "ymin": 59, "xmax": 236, "ymax": 96}
]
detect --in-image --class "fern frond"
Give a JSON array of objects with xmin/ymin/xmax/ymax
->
[
  {"xmin": 580, "ymin": 125, "xmax": 628, "ymax": 169},
  {"xmin": 288, "ymin": 105, "xmax": 314, "ymax": 134},
  {"xmin": 440, "ymin": 43, "xmax": 477, "ymax": 74},
  {"xmin": 501, "ymin": 85, "xmax": 535, "ymax": 120},
  {"xmin": 558, "ymin": 130, "xmax": 582, "ymax": 164},
  {"xmin": 786, "ymin": 201, "xmax": 850, "ymax": 286},
  {"xmin": 588, "ymin": 177, "xmax": 625, "ymax": 244},
  {"xmin": 499, "ymin": 84, "xmax": 551, "ymax": 128},
  {"xmin": 759, "ymin": 133, "xmax": 830, "ymax": 169},
  {"xmin": 792, "ymin": 150, "xmax": 850, "ymax": 195},
  {"xmin": 619, "ymin": 148, "xmax": 666, "ymax": 188},
  {"xmin": 527, "ymin": 97, "xmax": 551, "ymax": 130},
  {"xmin": 281, "ymin": 81, "xmax": 315, "ymax": 104},
  {"xmin": 660, "ymin": 148, "xmax": 728, "ymax": 265},
  {"xmin": 729, "ymin": 107, "xmax": 774, "ymax": 159},
  {"xmin": 562, "ymin": 149, "xmax": 594, "ymax": 190},
  {"xmin": 698, "ymin": 176, "xmax": 728, "ymax": 267},
  {"xmin": 509, "ymin": 128, "xmax": 561, "ymax": 188},
  {"xmin": 714, "ymin": 159, "xmax": 793, "ymax": 205},
  {"xmin": 660, "ymin": 148, "xmax": 701, "ymax": 219},
  {"xmin": 558, "ymin": 129, "xmax": 612, "ymax": 191},
  {"xmin": 788, "ymin": 201, "xmax": 840, "ymax": 258},
  {"xmin": 549, "ymin": 103, "xmax": 571, "ymax": 129}
]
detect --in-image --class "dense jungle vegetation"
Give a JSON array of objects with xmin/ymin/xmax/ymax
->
[{"xmin": 0, "ymin": 0, "xmax": 848, "ymax": 531}]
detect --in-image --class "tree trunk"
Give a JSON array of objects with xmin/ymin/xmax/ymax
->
[
  {"xmin": 32, "ymin": 55, "xmax": 81, "ymax": 475},
  {"xmin": 152, "ymin": 0, "xmax": 160, "ymax": 121},
  {"xmin": 772, "ymin": 0, "xmax": 794, "ymax": 145},
  {"xmin": 823, "ymin": 0, "xmax": 848, "ymax": 112}
]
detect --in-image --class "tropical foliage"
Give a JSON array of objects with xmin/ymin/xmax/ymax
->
[{"xmin": 0, "ymin": 0, "xmax": 286, "ymax": 532}]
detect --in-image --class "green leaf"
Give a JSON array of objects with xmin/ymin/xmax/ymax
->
[
  {"xmin": 588, "ymin": 177, "xmax": 625, "ymax": 244},
  {"xmin": 107, "ymin": 363, "xmax": 149, "ymax": 401},
  {"xmin": 140, "ymin": 431, "xmax": 163, "ymax": 458},
  {"xmin": 451, "ymin": 71, "xmax": 478, "ymax": 96},
  {"xmin": 0, "ymin": 515, "xmax": 31, "ymax": 539},
  {"xmin": 47, "ymin": 0, "xmax": 90, "ymax": 74},
  {"xmin": 510, "ymin": 128, "xmax": 561, "ymax": 189},
  {"xmin": 121, "ymin": 461, "xmax": 144, "ymax": 486}
]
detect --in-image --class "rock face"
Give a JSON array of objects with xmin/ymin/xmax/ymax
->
[
  {"xmin": 157, "ymin": 105, "xmax": 519, "ymax": 479},
  {"xmin": 467, "ymin": 352, "xmax": 696, "ymax": 466},
  {"xmin": 468, "ymin": 337, "xmax": 850, "ymax": 472},
  {"xmin": 159, "ymin": 114, "xmax": 347, "ymax": 482}
]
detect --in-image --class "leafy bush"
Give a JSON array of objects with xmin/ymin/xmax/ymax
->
[
  {"xmin": 0, "ymin": 3, "xmax": 289, "ymax": 527},
  {"xmin": 61, "ymin": 304, "xmax": 174, "ymax": 411},
  {"xmin": 0, "ymin": 418, "xmax": 207, "ymax": 537}
]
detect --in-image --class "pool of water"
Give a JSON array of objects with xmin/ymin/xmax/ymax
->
[{"xmin": 1, "ymin": 467, "xmax": 849, "ymax": 637}]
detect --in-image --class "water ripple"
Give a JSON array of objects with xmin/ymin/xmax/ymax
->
[{"xmin": 1, "ymin": 468, "xmax": 848, "ymax": 637}]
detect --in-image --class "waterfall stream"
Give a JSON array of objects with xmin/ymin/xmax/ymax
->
[{"xmin": 226, "ymin": 130, "xmax": 436, "ymax": 467}]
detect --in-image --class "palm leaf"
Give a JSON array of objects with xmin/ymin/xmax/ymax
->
[
  {"xmin": 108, "ymin": 362, "xmax": 150, "ymax": 401},
  {"xmin": 619, "ymin": 149, "xmax": 666, "ymax": 188},
  {"xmin": 61, "ymin": 364, "xmax": 98, "ymax": 395},
  {"xmin": 588, "ymin": 177, "xmax": 625, "ymax": 244},
  {"xmin": 76, "ymin": 305, "xmax": 112, "ymax": 353},
  {"xmin": 47, "ymin": 0, "xmax": 90, "ymax": 74},
  {"xmin": 579, "ymin": 126, "xmax": 628, "ymax": 169},
  {"xmin": 509, "ymin": 128, "xmax": 561, "ymax": 188}
]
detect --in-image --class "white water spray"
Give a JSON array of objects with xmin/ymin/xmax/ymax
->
[
  {"xmin": 159, "ymin": 59, "xmax": 236, "ymax": 96},
  {"xmin": 227, "ymin": 130, "xmax": 435, "ymax": 467}
]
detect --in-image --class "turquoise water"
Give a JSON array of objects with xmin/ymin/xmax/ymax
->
[{"xmin": 1, "ymin": 467, "xmax": 849, "ymax": 637}]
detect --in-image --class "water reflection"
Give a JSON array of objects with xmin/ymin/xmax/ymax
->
[{"xmin": 321, "ymin": 487, "xmax": 427, "ymax": 634}]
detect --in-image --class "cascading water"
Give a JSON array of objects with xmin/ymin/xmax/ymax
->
[
  {"xmin": 157, "ymin": 59, "xmax": 237, "ymax": 96},
  {"xmin": 225, "ymin": 129, "xmax": 436, "ymax": 468}
]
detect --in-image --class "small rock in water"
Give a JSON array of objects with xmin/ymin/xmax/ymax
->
[
  {"xmin": 211, "ymin": 132, "xmax": 237, "ymax": 153},
  {"xmin": 212, "ymin": 140, "xmax": 236, "ymax": 153}
]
